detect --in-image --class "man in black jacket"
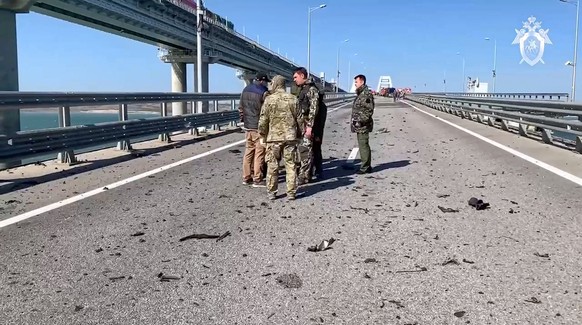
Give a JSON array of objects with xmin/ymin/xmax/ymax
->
[{"xmin": 238, "ymin": 73, "xmax": 269, "ymax": 187}]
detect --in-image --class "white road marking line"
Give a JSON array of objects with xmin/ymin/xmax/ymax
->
[
  {"xmin": 0, "ymin": 139, "xmax": 247, "ymax": 229},
  {"xmin": 328, "ymin": 102, "xmax": 351, "ymax": 113},
  {"xmin": 402, "ymin": 101, "xmax": 582, "ymax": 187},
  {"xmin": 1, "ymin": 99, "xmax": 353, "ymax": 229},
  {"xmin": 347, "ymin": 148, "xmax": 359, "ymax": 163}
]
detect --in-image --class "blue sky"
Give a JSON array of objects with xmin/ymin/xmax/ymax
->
[{"xmin": 14, "ymin": 0, "xmax": 581, "ymax": 96}]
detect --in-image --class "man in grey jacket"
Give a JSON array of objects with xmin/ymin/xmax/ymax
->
[{"xmin": 238, "ymin": 72, "xmax": 270, "ymax": 187}]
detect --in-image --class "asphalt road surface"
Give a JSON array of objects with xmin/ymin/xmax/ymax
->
[{"xmin": 0, "ymin": 97, "xmax": 580, "ymax": 325}]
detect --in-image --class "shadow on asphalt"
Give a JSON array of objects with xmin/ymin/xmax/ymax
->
[{"xmin": 295, "ymin": 158, "xmax": 412, "ymax": 199}]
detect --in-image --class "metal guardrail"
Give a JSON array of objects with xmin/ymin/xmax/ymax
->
[
  {"xmin": 415, "ymin": 92, "xmax": 570, "ymax": 101},
  {"xmin": 0, "ymin": 92, "xmax": 355, "ymax": 168},
  {"xmin": 407, "ymin": 94, "xmax": 582, "ymax": 154}
]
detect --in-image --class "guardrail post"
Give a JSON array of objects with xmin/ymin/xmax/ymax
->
[
  {"xmin": 540, "ymin": 128, "xmax": 553, "ymax": 144},
  {"xmin": 230, "ymin": 99, "xmax": 237, "ymax": 127},
  {"xmin": 500, "ymin": 119, "xmax": 510, "ymax": 131},
  {"xmin": 117, "ymin": 103, "xmax": 132, "ymax": 151},
  {"xmin": 576, "ymin": 136, "xmax": 582, "ymax": 153},
  {"xmin": 212, "ymin": 100, "xmax": 220, "ymax": 131},
  {"xmin": 188, "ymin": 101, "xmax": 198, "ymax": 136},
  {"xmin": 57, "ymin": 106, "xmax": 76, "ymax": 164},
  {"xmin": 518, "ymin": 123, "xmax": 528, "ymax": 137},
  {"xmin": 159, "ymin": 102, "xmax": 171, "ymax": 142}
]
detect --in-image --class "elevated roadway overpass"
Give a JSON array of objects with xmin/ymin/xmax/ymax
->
[{"xmin": 0, "ymin": 0, "xmax": 343, "ymax": 137}]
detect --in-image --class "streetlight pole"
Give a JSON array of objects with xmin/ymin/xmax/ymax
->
[
  {"xmin": 561, "ymin": 0, "xmax": 579, "ymax": 101},
  {"xmin": 575, "ymin": 0, "xmax": 579, "ymax": 101},
  {"xmin": 457, "ymin": 52, "xmax": 465, "ymax": 92},
  {"xmin": 307, "ymin": 4, "xmax": 327, "ymax": 77},
  {"xmin": 348, "ymin": 53, "xmax": 357, "ymax": 93},
  {"xmin": 444, "ymin": 70, "xmax": 447, "ymax": 92},
  {"xmin": 196, "ymin": 0, "xmax": 203, "ymax": 112},
  {"xmin": 336, "ymin": 39, "xmax": 349, "ymax": 93},
  {"xmin": 485, "ymin": 37, "xmax": 497, "ymax": 93}
]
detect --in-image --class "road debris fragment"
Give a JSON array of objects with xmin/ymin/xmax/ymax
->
[
  {"xmin": 157, "ymin": 272, "xmax": 181, "ymax": 282},
  {"xmin": 179, "ymin": 231, "xmax": 231, "ymax": 242},
  {"xmin": 395, "ymin": 266, "xmax": 428, "ymax": 273},
  {"xmin": 307, "ymin": 238, "xmax": 335, "ymax": 252},
  {"xmin": 468, "ymin": 197, "xmax": 490, "ymax": 210},
  {"xmin": 438, "ymin": 206, "xmax": 459, "ymax": 213}
]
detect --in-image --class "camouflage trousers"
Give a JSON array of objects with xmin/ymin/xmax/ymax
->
[
  {"xmin": 265, "ymin": 141, "xmax": 298, "ymax": 196},
  {"xmin": 297, "ymin": 139, "xmax": 312, "ymax": 182}
]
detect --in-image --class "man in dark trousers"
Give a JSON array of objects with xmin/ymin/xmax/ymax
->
[
  {"xmin": 238, "ymin": 72, "xmax": 270, "ymax": 187},
  {"xmin": 292, "ymin": 67, "xmax": 327, "ymax": 183},
  {"xmin": 351, "ymin": 74, "xmax": 375, "ymax": 174}
]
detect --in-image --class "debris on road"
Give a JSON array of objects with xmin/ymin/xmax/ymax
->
[
  {"xmin": 468, "ymin": 197, "xmax": 490, "ymax": 210},
  {"xmin": 442, "ymin": 259, "xmax": 459, "ymax": 266},
  {"xmin": 216, "ymin": 231, "xmax": 231, "ymax": 242},
  {"xmin": 179, "ymin": 231, "xmax": 231, "ymax": 242},
  {"xmin": 350, "ymin": 206, "xmax": 369, "ymax": 214},
  {"xmin": 388, "ymin": 300, "xmax": 405, "ymax": 309},
  {"xmin": 454, "ymin": 311, "xmax": 466, "ymax": 317},
  {"xmin": 364, "ymin": 258, "xmax": 377, "ymax": 263},
  {"xmin": 157, "ymin": 272, "xmax": 181, "ymax": 282},
  {"xmin": 108, "ymin": 276, "xmax": 126, "ymax": 281},
  {"xmin": 307, "ymin": 238, "xmax": 335, "ymax": 252},
  {"xmin": 438, "ymin": 206, "xmax": 459, "ymax": 213},
  {"xmin": 525, "ymin": 297, "xmax": 542, "ymax": 304},
  {"xmin": 534, "ymin": 252, "xmax": 550, "ymax": 258},
  {"xmin": 395, "ymin": 266, "xmax": 428, "ymax": 273}
]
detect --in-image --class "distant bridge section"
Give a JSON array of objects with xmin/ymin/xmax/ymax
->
[{"xmin": 377, "ymin": 76, "xmax": 393, "ymax": 92}]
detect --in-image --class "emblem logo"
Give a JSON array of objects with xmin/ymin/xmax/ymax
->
[{"xmin": 512, "ymin": 16, "xmax": 552, "ymax": 66}]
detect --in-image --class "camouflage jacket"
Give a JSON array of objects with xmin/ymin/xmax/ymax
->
[
  {"xmin": 351, "ymin": 85, "xmax": 375, "ymax": 133},
  {"xmin": 297, "ymin": 81, "xmax": 322, "ymax": 127},
  {"xmin": 258, "ymin": 89, "xmax": 303, "ymax": 143}
]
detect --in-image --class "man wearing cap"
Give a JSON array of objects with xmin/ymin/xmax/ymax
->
[{"xmin": 238, "ymin": 72, "xmax": 270, "ymax": 187}]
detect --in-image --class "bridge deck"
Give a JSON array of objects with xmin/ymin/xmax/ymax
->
[{"xmin": 0, "ymin": 98, "xmax": 580, "ymax": 324}]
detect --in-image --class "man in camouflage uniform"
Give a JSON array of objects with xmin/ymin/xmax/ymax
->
[
  {"xmin": 351, "ymin": 74, "xmax": 375, "ymax": 174},
  {"xmin": 292, "ymin": 67, "xmax": 327, "ymax": 184},
  {"xmin": 258, "ymin": 75, "xmax": 303, "ymax": 201}
]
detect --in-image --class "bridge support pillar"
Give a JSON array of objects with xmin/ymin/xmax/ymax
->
[
  {"xmin": 171, "ymin": 62, "xmax": 187, "ymax": 115},
  {"xmin": 0, "ymin": 10, "xmax": 21, "ymax": 169},
  {"xmin": 236, "ymin": 69, "xmax": 256, "ymax": 87},
  {"xmin": 200, "ymin": 62, "xmax": 209, "ymax": 113}
]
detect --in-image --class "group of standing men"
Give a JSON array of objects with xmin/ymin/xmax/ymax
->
[{"xmin": 238, "ymin": 67, "xmax": 375, "ymax": 201}]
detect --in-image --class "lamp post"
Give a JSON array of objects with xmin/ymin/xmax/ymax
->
[
  {"xmin": 444, "ymin": 70, "xmax": 447, "ymax": 92},
  {"xmin": 457, "ymin": 52, "xmax": 466, "ymax": 92},
  {"xmin": 348, "ymin": 53, "xmax": 358, "ymax": 93},
  {"xmin": 336, "ymin": 39, "xmax": 349, "ymax": 93},
  {"xmin": 485, "ymin": 37, "xmax": 497, "ymax": 93},
  {"xmin": 196, "ymin": 0, "xmax": 203, "ymax": 112},
  {"xmin": 307, "ymin": 4, "xmax": 327, "ymax": 77},
  {"xmin": 561, "ymin": 0, "xmax": 580, "ymax": 102}
]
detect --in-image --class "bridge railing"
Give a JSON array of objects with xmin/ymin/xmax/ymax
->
[
  {"xmin": 0, "ymin": 92, "xmax": 355, "ymax": 169},
  {"xmin": 415, "ymin": 92, "xmax": 570, "ymax": 101},
  {"xmin": 406, "ymin": 94, "xmax": 582, "ymax": 153}
]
